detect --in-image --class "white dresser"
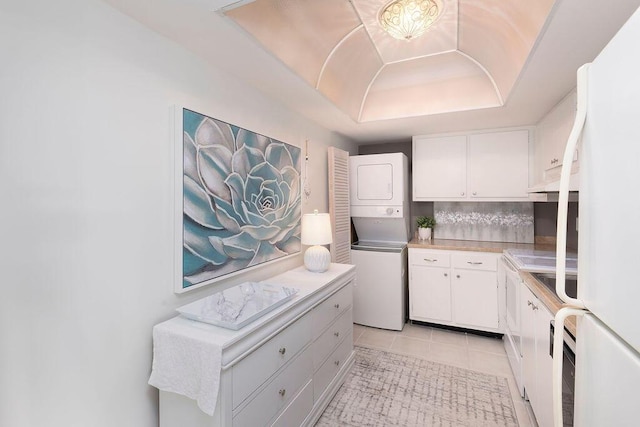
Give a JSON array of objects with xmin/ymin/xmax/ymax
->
[{"xmin": 155, "ymin": 263, "xmax": 355, "ymax": 427}]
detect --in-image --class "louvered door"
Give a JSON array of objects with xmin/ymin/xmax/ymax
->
[{"xmin": 328, "ymin": 147, "xmax": 351, "ymax": 264}]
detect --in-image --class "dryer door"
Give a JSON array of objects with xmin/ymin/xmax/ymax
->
[
  {"xmin": 349, "ymin": 153, "xmax": 406, "ymax": 206},
  {"xmin": 356, "ymin": 162, "xmax": 393, "ymax": 201}
]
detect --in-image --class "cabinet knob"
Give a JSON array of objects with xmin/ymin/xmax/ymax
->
[
  {"xmin": 527, "ymin": 300, "xmax": 533, "ymax": 306},
  {"xmin": 444, "ymin": 273, "xmax": 448, "ymax": 277},
  {"xmin": 456, "ymin": 274, "xmax": 460, "ymax": 279},
  {"xmin": 533, "ymin": 304, "xmax": 539, "ymax": 311},
  {"xmin": 334, "ymin": 360, "xmax": 340, "ymax": 366},
  {"xmin": 461, "ymin": 192, "xmax": 465, "ymax": 196},
  {"xmin": 334, "ymin": 303, "xmax": 340, "ymax": 309},
  {"xmin": 472, "ymin": 191, "xmax": 477, "ymax": 196},
  {"xmin": 279, "ymin": 389, "xmax": 286, "ymax": 397},
  {"xmin": 334, "ymin": 331, "xmax": 340, "ymax": 337},
  {"xmin": 279, "ymin": 347, "xmax": 286, "ymax": 355}
]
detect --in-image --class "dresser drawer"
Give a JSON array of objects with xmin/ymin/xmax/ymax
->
[
  {"xmin": 409, "ymin": 249, "xmax": 451, "ymax": 268},
  {"xmin": 270, "ymin": 379, "xmax": 313, "ymax": 427},
  {"xmin": 312, "ymin": 283, "xmax": 352, "ymax": 339},
  {"xmin": 233, "ymin": 314, "xmax": 312, "ymax": 408},
  {"xmin": 312, "ymin": 307, "xmax": 353, "ymax": 371},
  {"xmin": 452, "ymin": 252, "xmax": 498, "ymax": 272},
  {"xmin": 233, "ymin": 347, "xmax": 312, "ymax": 427},
  {"xmin": 313, "ymin": 332, "xmax": 353, "ymax": 401}
]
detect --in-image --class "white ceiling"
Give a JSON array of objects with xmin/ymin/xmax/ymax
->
[{"xmin": 104, "ymin": 0, "xmax": 640, "ymax": 143}]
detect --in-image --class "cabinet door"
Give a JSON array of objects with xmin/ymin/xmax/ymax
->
[
  {"xmin": 451, "ymin": 269, "xmax": 498, "ymax": 330},
  {"xmin": 520, "ymin": 285, "xmax": 537, "ymax": 404},
  {"xmin": 409, "ymin": 265, "xmax": 451, "ymax": 322},
  {"xmin": 532, "ymin": 304, "xmax": 554, "ymax": 427},
  {"xmin": 538, "ymin": 91, "xmax": 577, "ymax": 172},
  {"xmin": 413, "ymin": 135, "xmax": 467, "ymax": 200},
  {"xmin": 468, "ymin": 130, "xmax": 529, "ymax": 198}
]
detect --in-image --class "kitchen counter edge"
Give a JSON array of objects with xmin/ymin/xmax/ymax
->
[
  {"xmin": 520, "ymin": 271, "xmax": 577, "ymax": 337},
  {"xmin": 407, "ymin": 238, "xmax": 555, "ymax": 253}
]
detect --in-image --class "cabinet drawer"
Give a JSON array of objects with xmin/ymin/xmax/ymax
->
[
  {"xmin": 233, "ymin": 314, "xmax": 311, "ymax": 408},
  {"xmin": 312, "ymin": 284, "xmax": 352, "ymax": 339},
  {"xmin": 452, "ymin": 252, "xmax": 497, "ymax": 272},
  {"xmin": 312, "ymin": 307, "xmax": 353, "ymax": 371},
  {"xmin": 409, "ymin": 249, "xmax": 450, "ymax": 268},
  {"xmin": 313, "ymin": 332, "xmax": 353, "ymax": 401},
  {"xmin": 233, "ymin": 347, "xmax": 312, "ymax": 427},
  {"xmin": 270, "ymin": 379, "xmax": 313, "ymax": 427}
]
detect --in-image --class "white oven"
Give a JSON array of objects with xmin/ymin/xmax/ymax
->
[
  {"xmin": 500, "ymin": 248, "xmax": 578, "ymax": 400},
  {"xmin": 500, "ymin": 255, "xmax": 525, "ymax": 397}
]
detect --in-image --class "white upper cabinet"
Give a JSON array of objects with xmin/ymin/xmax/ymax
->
[
  {"xmin": 534, "ymin": 90, "xmax": 579, "ymax": 183},
  {"xmin": 413, "ymin": 135, "xmax": 467, "ymax": 200},
  {"xmin": 468, "ymin": 130, "xmax": 530, "ymax": 199},
  {"xmin": 413, "ymin": 129, "xmax": 531, "ymax": 201}
]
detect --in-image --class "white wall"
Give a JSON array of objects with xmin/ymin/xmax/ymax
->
[{"xmin": 0, "ymin": 1, "xmax": 356, "ymax": 426}]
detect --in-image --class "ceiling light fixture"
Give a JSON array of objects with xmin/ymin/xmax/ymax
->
[{"xmin": 379, "ymin": 0, "xmax": 441, "ymax": 41}]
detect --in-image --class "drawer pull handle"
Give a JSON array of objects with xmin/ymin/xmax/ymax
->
[
  {"xmin": 334, "ymin": 331, "xmax": 340, "ymax": 337},
  {"xmin": 279, "ymin": 389, "xmax": 286, "ymax": 397},
  {"xmin": 334, "ymin": 360, "xmax": 340, "ymax": 366},
  {"xmin": 527, "ymin": 300, "xmax": 533, "ymax": 306},
  {"xmin": 423, "ymin": 258, "xmax": 437, "ymax": 262},
  {"xmin": 279, "ymin": 347, "xmax": 286, "ymax": 355},
  {"xmin": 532, "ymin": 304, "xmax": 539, "ymax": 311},
  {"xmin": 467, "ymin": 261, "xmax": 483, "ymax": 265},
  {"xmin": 334, "ymin": 303, "xmax": 340, "ymax": 309}
]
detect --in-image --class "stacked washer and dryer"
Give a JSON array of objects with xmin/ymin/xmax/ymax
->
[{"xmin": 349, "ymin": 153, "xmax": 410, "ymax": 331}]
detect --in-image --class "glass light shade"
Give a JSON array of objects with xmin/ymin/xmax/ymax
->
[
  {"xmin": 301, "ymin": 211, "xmax": 332, "ymax": 245},
  {"xmin": 379, "ymin": 0, "xmax": 441, "ymax": 41}
]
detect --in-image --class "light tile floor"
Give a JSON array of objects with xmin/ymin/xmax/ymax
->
[{"xmin": 353, "ymin": 322, "xmax": 538, "ymax": 427}]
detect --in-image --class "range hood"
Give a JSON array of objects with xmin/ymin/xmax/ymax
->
[{"xmin": 527, "ymin": 172, "xmax": 579, "ymax": 202}]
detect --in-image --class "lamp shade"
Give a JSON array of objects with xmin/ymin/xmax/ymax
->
[{"xmin": 301, "ymin": 210, "xmax": 332, "ymax": 245}]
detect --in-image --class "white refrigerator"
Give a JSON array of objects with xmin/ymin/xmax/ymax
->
[{"xmin": 554, "ymin": 6, "xmax": 640, "ymax": 427}]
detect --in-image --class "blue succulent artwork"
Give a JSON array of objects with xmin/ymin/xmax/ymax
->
[{"xmin": 180, "ymin": 109, "xmax": 302, "ymax": 290}]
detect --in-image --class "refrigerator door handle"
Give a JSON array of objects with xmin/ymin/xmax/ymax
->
[
  {"xmin": 555, "ymin": 63, "xmax": 589, "ymax": 309},
  {"xmin": 553, "ymin": 307, "xmax": 586, "ymax": 427}
]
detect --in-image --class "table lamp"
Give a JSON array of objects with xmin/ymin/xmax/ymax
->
[{"xmin": 301, "ymin": 210, "xmax": 332, "ymax": 272}]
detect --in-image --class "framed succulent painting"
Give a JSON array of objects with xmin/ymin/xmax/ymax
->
[{"xmin": 174, "ymin": 107, "xmax": 302, "ymax": 293}]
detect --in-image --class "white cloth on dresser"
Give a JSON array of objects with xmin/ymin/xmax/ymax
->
[{"xmin": 148, "ymin": 318, "xmax": 222, "ymax": 416}]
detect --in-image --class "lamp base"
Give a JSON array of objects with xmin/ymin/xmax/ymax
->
[{"xmin": 304, "ymin": 245, "xmax": 331, "ymax": 273}]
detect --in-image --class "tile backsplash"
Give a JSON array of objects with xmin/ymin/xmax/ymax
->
[{"xmin": 434, "ymin": 202, "xmax": 534, "ymax": 243}]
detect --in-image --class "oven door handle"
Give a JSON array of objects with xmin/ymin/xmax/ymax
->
[{"xmin": 553, "ymin": 307, "xmax": 586, "ymax": 427}]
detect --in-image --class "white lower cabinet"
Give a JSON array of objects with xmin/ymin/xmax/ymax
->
[
  {"xmin": 409, "ymin": 248, "xmax": 501, "ymax": 333},
  {"xmin": 452, "ymin": 268, "xmax": 499, "ymax": 330},
  {"xmin": 156, "ymin": 264, "xmax": 356, "ymax": 427},
  {"xmin": 410, "ymin": 263, "xmax": 452, "ymax": 322},
  {"xmin": 521, "ymin": 284, "xmax": 553, "ymax": 427}
]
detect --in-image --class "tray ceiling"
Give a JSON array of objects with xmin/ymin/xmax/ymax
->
[
  {"xmin": 103, "ymin": 0, "xmax": 640, "ymax": 141},
  {"xmin": 225, "ymin": 0, "xmax": 555, "ymax": 122}
]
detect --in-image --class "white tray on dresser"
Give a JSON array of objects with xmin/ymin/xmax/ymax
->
[{"xmin": 154, "ymin": 263, "xmax": 356, "ymax": 427}]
